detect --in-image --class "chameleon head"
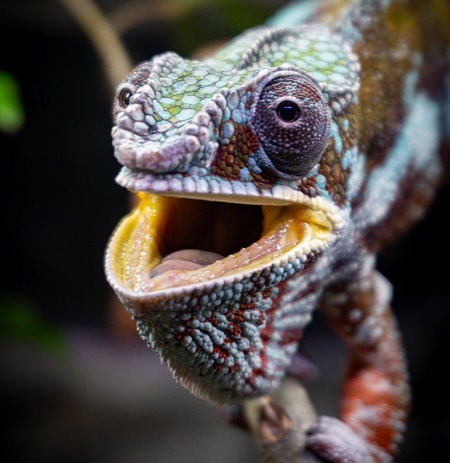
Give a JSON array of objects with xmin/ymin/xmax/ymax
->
[{"xmin": 105, "ymin": 27, "xmax": 359, "ymax": 402}]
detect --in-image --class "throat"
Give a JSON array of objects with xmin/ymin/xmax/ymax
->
[
  {"xmin": 147, "ymin": 199, "xmax": 263, "ymax": 279},
  {"xmin": 161, "ymin": 197, "xmax": 263, "ymax": 257}
]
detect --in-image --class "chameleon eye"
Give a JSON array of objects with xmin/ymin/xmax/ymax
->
[
  {"xmin": 255, "ymin": 74, "xmax": 331, "ymax": 177},
  {"xmin": 276, "ymin": 100, "xmax": 301, "ymax": 122},
  {"xmin": 118, "ymin": 88, "xmax": 133, "ymax": 108}
]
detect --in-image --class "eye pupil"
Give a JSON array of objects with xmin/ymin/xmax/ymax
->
[
  {"xmin": 119, "ymin": 89, "xmax": 132, "ymax": 107},
  {"xmin": 276, "ymin": 100, "xmax": 301, "ymax": 122}
]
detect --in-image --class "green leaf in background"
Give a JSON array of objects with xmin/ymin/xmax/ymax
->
[
  {"xmin": 0, "ymin": 292, "xmax": 67, "ymax": 354},
  {"xmin": 0, "ymin": 71, "xmax": 25, "ymax": 134}
]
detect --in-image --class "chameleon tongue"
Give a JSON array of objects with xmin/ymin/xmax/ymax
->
[
  {"xmin": 148, "ymin": 250, "xmax": 224, "ymax": 278},
  {"xmin": 135, "ymin": 222, "xmax": 299, "ymax": 293},
  {"xmin": 162, "ymin": 249, "xmax": 225, "ymax": 266}
]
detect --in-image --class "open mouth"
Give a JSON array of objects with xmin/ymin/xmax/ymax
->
[{"xmin": 106, "ymin": 191, "xmax": 338, "ymax": 297}]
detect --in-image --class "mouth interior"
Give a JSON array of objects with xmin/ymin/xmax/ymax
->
[
  {"xmin": 161, "ymin": 196, "xmax": 263, "ymax": 258},
  {"xmin": 110, "ymin": 192, "xmax": 332, "ymax": 293}
]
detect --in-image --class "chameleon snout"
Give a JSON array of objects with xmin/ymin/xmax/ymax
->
[{"xmin": 112, "ymin": 111, "xmax": 219, "ymax": 172}]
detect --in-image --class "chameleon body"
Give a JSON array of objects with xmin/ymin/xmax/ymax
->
[{"xmin": 105, "ymin": 0, "xmax": 450, "ymax": 461}]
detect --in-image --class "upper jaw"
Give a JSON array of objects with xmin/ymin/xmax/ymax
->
[{"xmin": 112, "ymin": 128, "xmax": 206, "ymax": 173}]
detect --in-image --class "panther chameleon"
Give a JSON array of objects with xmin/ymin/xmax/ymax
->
[{"xmin": 105, "ymin": 0, "xmax": 450, "ymax": 460}]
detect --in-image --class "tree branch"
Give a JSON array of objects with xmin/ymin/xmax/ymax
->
[
  {"xmin": 242, "ymin": 378, "xmax": 322, "ymax": 463},
  {"xmin": 57, "ymin": 0, "xmax": 132, "ymax": 89}
]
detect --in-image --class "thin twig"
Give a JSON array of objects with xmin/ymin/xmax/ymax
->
[
  {"xmin": 57, "ymin": 0, "xmax": 132, "ymax": 90},
  {"xmin": 109, "ymin": 0, "xmax": 209, "ymax": 35},
  {"xmin": 242, "ymin": 378, "xmax": 320, "ymax": 463}
]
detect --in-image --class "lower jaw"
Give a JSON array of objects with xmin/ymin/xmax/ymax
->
[
  {"xmin": 106, "ymin": 192, "xmax": 334, "ymax": 298},
  {"xmin": 105, "ymin": 191, "xmax": 336, "ymax": 401}
]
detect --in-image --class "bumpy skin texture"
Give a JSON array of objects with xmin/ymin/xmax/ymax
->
[{"xmin": 105, "ymin": 0, "xmax": 450, "ymax": 461}]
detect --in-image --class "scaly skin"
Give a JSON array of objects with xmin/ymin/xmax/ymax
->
[{"xmin": 105, "ymin": 0, "xmax": 450, "ymax": 461}]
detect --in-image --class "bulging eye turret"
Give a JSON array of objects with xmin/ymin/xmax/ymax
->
[{"xmin": 254, "ymin": 73, "xmax": 331, "ymax": 177}]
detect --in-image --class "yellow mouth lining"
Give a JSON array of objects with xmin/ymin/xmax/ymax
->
[{"xmin": 109, "ymin": 192, "xmax": 333, "ymax": 294}]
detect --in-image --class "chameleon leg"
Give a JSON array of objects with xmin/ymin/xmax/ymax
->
[{"xmin": 307, "ymin": 265, "xmax": 410, "ymax": 463}]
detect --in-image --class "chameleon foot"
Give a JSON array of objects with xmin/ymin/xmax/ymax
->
[{"xmin": 306, "ymin": 416, "xmax": 391, "ymax": 463}]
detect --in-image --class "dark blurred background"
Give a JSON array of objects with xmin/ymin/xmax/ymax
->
[{"xmin": 1, "ymin": 0, "xmax": 449, "ymax": 461}]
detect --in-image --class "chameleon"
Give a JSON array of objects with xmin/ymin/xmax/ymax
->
[{"xmin": 104, "ymin": 0, "xmax": 450, "ymax": 461}]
